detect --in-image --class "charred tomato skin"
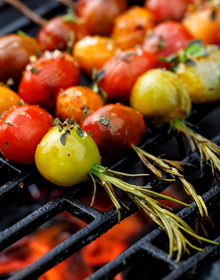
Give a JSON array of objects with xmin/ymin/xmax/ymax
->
[
  {"xmin": 80, "ymin": 103, "xmax": 146, "ymax": 163},
  {"xmin": 18, "ymin": 51, "xmax": 80, "ymax": 111},
  {"xmin": 56, "ymin": 86, "xmax": 104, "ymax": 124},
  {"xmin": 98, "ymin": 48, "xmax": 158, "ymax": 104},
  {"xmin": 0, "ymin": 105, "xmax": 53, "ymax": 164}
]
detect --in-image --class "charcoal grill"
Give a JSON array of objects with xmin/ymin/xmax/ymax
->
[{"xmin": 1, "ymin": 1, "xmax": 220, "ymax": 279}]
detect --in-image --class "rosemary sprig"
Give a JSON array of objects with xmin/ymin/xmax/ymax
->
[
  {"xmin": 88, "ymin": 163, "xmax": 218, "ymax": 261},
  {"xmin": 132, "ymin": 144, "xmax": 211, "ymax": 226}
]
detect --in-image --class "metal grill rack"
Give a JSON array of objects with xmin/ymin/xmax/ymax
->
[{"xmin": 1, "ymin": 1, "xmax": 220, "ymax": 280}]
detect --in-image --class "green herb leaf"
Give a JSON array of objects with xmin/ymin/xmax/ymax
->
[
  {"xmin": 60, "ymin": 130, "xmax": 70, "ymax": 146},
  {"xmin": 17, "ymin": 30, "xmax": 30, "ymax": 37},
  {"xmin": 76, "ymin": 127, "xmax": 86, "ymax": 138},
  {"xmin": 98, "ymin": 116, "xmax": 111, "ymax": 127},
  {"xmin": 184, "ymin": 58, "xmax": 196, "ymax": 66},
  {"xmin": 18, "ymin": 99, "xmax": 24, "ymax": 106},
  {"xmin": 4, "ymin": 121, "xmax": 13, "ymax": 126},
  {"xmin": 30, "ymin": 67, "xmax": 40, "ymax": 74},
  {"xmin": 80, "ymin": 105, "xmax": 89, "ymax": 122},
  {"xmin": 185, "ymin": 40, "xmax": 207, "ymax": 57}
]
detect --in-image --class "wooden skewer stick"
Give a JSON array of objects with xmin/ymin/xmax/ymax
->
[
  {"xmin": 2, "ymin": 0, "xmax": 47, "ymax": 26},
  {"xmin": 55, "ymin": 0, "xmax": 75, "ymax": 10}
]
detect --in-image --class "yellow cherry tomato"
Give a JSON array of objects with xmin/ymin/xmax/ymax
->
[
  {"xmin": 130, "ymin": 69, "xmax": 191, "ymax": 125},
  {"xmin": 35, "ymin": 126, "xmax": 101, "ymax": 186}
]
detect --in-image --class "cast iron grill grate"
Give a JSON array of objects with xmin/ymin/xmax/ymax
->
[{"xmin": 1, "ymin": 1, "xmax": 220, "ymax": 280}]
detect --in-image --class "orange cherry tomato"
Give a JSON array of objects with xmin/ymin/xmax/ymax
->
[
  {"xmin": 183, "ymin": 4, "xmax": 220, "ymax": 44},
  {"xmin": 0, "ymin": 85, "xmax": 24, "ymax": 116},
  {"xmin": 75, "ymin": 0, "xmax": 128, "ymax": 36},
  {"xmin": 98, "ymin": 48, "xmax": 158, "ymax": 104},
  {"xmin": 81, "ymin": 103, "xmax": 146, "ymax": 163},
  {"xmin": 144, "ymin": 0, "xmax": 193, "ymax": 22},
  {"xmin": 73, "ymin": 35, "xmax": 118, "ymax": 76},
  {"xmin": 0, "ymin": 34, "xmax": 40, "ymax": 84},
  {"xmin": 56, "ymin": 86, "xmax": 104, "ymax": 123},
  {"xmin": 111, "ymin": 6, "xmax": 157, "ymax": 50},
  {"xmin": 142, "ymin": 21, "xmax": 193, "ymax": 59},
  {"xmin": 37, "ymin": 15, "xmax": 89, "ymax": 52},
  {"xmin": 0, "ymin": 105, "xmax": 53, "ymax": 164},
  {"xmin": 18, "ymin": 51, "xmax": 80, "ymax": 111}
]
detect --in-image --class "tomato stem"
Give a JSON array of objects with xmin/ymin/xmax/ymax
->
[{"xmin": 88, "ymin": 163, "xmax": 218, "ymax": 261}]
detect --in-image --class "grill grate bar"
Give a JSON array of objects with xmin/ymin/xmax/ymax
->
[{"xmin": 83, "ymin": 184, "xmax": 220, "ymax": 280}]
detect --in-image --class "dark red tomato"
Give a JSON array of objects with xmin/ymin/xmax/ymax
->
[
  {"xmin": 0, "ymin": 105, "xmax": 53, "ymax": 164},
  {"xmin": 142, "ymin": 21, "xmax": 194, "ymax": 60},
  {"xmin": 98, "ymin": 48, "xmax": 158, "ymax": 104},
  {"xmin": 144, "ymin": 0, "xmax": 193, "ymax": 22},
  {"xmin": 75, "ymin": 0, "xmax": 128, "ymax": 36},
  {"xmin": 37, "ymin": 15, "xmax": 89, "ymax": 52},
  {"xmin": 0, "ymin": 34, "xmax": 40, "ymax": 84},
  {"xmin": 18, "ymin": 51, "xmax": 80, "ymax": 111},
  {"xmin": 80, "ymin": 103, "xmax": 146, "ymax": 163}
]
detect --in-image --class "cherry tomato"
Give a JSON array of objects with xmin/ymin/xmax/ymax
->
[
  {"xmin": 37, "ymin": 15, "xmax": 89, "ymax": 52},
  {"xmin": 110, "ymin": 6, "xmax": 157, "ymax": 50},
  {"xmin": 176, "ymin": 54, "xmax": 220, "ymax": 104},
  {"xmin": 73, "ymin": 35, "xmax": 118, "ymax": 76},
  {"xmin": 18, "ymin": 50, "xmax": 80, "ymax": 111},
  {"xmin": 98, "ymin": 48, "xmax": 158, "ymax": 104},
  {"xmin": 183, "ymin": 4, "xmax": 220, "ymax": 44},
  {"xmin": 142, "ymin": 21, "xmax": 193, "ymax": 60},
  {"xmin": 130, "ymin": 69, "xmax": 191, "ymax": 125},
  {"xmin": 0, "ymin": 85, "xmax": 24, "ymax": 116},
  {"xmin": 0, "ymin": 34, "xmax": 40, "ymax": 84},
  {"xmin": 0, "ymin": 105, "xmax": 53, "ymax": 164},
  {"xmin": 35, "ymin": 125, "xmax": 101, "ymax": 186},
  {"xmin": 75, "ymin": 0, "xmax": 128, "ymax": 36},
  {"xmin": 81, "ymin": 103, "xmax": 146, "ymax": 163},
  {"xmin": 144, "ymin": 0, "xmax": 192, "ymax": 22},
  {"xmin": 56, "ymin": 86, "xmax": 104, "ymax": 123}
]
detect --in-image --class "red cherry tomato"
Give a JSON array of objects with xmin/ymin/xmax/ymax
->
[
  {"xmin": 80, "ymin": 103, "xmax": 146, "ymax": 163},
  {"xmin": 18, "ymin": 51, "xmax": 80, "ymax": 111},
  {"xmin": 0, "ymin": 34, "xmax": 40, "ymax": 84},
  {"xmin": 75, "ymin": 0, "xmax": 128, "ymax": 36},
  {"xmin": 37, "ymin": 15, "xmax": 89, "ymax": 52},
  {"xmin": 144, "ymin": 0, "xmax": 193, "ymax": 22},
  {"xmin": 0, "ymin": 105, "xmax": 53, "ymax": 164},
  {"xmin": 142, "ymin": 21, "xmax": 193, "ymax": 59},
  {"xmin": 98, "ymin": 48, "xmax": 158, "ymax": 104}
]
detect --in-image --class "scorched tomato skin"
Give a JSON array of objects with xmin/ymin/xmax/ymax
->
[
  {"xmin": 35, "ymin": 126, "xmax": 101, "ymax": 186},
  {"xmin": 18, "ymin": 51, "xmax": 80, "ymax": 111},
  {"xmin": 80, "ymin": 103, "xmax": 146, "ymax": 163},
  {"xmin": 98, "ymin": 48, "xmax": 158, "ymax": 104},
  {"xmin": 0, "ymin": 105, "xmax": 53, "ymax": 164}
]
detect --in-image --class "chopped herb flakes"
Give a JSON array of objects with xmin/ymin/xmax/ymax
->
[
  {"xmin": 30, "ymin": 67, "xmax": 40, "ymax": 74},
  {"xmin": 98, "ymin": 116, "xmax": 111, "ymax": 127},
  {"xmin": 4, "ymin": 122, "xmax": 13, "ymax": 126}
]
